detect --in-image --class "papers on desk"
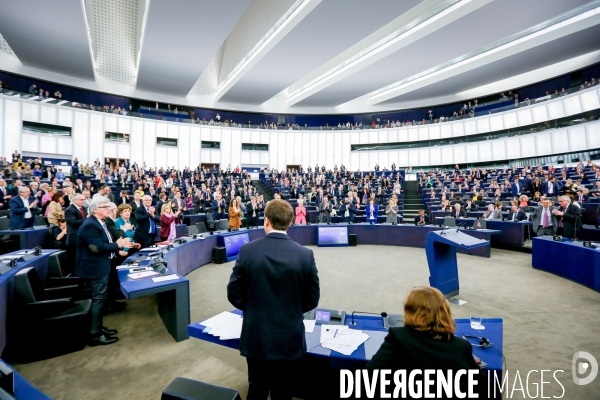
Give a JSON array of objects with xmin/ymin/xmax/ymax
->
[
  {"xmin": 116, "ymin": 263, "xmax": 139, "ymax": 270},
  {"xmin": 140, "ymin": 245, "xmax": 168, "ymax": 251},
  {"xmin": 303, "ymin": 319, "xmax": 316, "ymax": 333},
  {"xmin": 152, "ymin": 274, "xmax": 179, "ymax": 283},
  {"xmin": 319, "ymin": 325, "xmax": 370, "ymax": 356},
  {"xmin": 127, "ymin": 270, "xmax": 159, "ymax": 280},
  {"xmin": 200, "ymin": 311, "xmax": 243, "ymax": 340}
]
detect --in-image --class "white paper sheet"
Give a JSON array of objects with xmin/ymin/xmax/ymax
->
[
  {"xmin": 152, "ymin": 274, "xmax": 179, "ymax": 283},
  {"xmin": 303, "ymin": 320, "xmax": 316, "ymax": 333}
]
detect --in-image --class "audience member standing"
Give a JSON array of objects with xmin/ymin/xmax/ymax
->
[
  {"xmin": 9, "ymin": 186, "xmax": 38, "ymax": 229},
  {"xmin": 133, "ymin": 195, "xmax": 160, "ymax": 248}
]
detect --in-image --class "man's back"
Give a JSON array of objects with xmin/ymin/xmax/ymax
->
[{"xmin": 227, "ymin": 232, "xmax": 319, "ymax": 361}]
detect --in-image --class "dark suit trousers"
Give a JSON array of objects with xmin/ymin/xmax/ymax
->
[
  {"xmin": 88, "ymin": 274, "xmax": 109, "ymax": 336},
  {"xmin": 246, "ymin": 358, "xmax": 298, "ymax": 400}
]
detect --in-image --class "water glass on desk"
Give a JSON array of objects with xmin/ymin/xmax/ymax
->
[{"xmin": 470, "ymin": 314, "xmax": 485, "ymax": 330}]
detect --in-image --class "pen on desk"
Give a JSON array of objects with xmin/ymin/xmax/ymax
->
[{"xmin": 334, "ymin": 329, "xmax": 338, "ymax": 338}]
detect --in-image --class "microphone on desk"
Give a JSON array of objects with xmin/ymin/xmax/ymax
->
[{"xmin": 350, "ymin": 311, "xmax": 387, "ymax": 326}]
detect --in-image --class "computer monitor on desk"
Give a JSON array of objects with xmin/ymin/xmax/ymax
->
[
  {"xmin": 216, "ymin": 232, "xmax": 250, "ymax": 262},
  {"xmin": 317, "ymin": 226, "xmax": 348, "ymax": 247}
]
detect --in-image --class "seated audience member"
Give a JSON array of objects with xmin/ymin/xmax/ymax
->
[
  {"xmin": 295, "ymin": 199, "xmax": 307, "ymax": 225},
  {"xmin": 228, "ymin": 198, "xmax": 242, "ymax": 231},
  {"xmin": 507, "ymin": 204, "xmax": 527, "ymax": 221},
  {"xmin": 385, "ymin": 198, "xmax": 398, "ymax": 224},
  {"xmin": 340, "ymin": 198, "xmax": 356, "ymax": 223},
  {"xmin": 452, "ymin": 203, "xmax": 467, "ymax": 218},
  {"xmin": 366, "ymin": 286, "xmax": 479, "ymax": 392},
  {"xmin": 575, "ymin": 189, "xmax": 588, "ymax": 203},
  {"xmin": 518, "ymin": 195, "xmax": 530, "ymax": 207},
  {"xmin": 463, "ymin": 198, "xmax": 477, "ymax": 212},
  {"xmin": 482, "ymin": 204, "xmax": 502, "ymax": 220},
  {"xmin": 366, "ymin": 198, "xmax": 378, "ymax": 223},
  {"xmin": 212, "ymin": 193, "xmax": 227, "ymax": 221},
  {"xmin": 159, "ymin": 203, "xmax": 179, "ymax": 241},
  {"xmin": 9, "ymin": 186, "xmax": 39, "ymax": 229},
  {"xmin": 47, "ymin": 192, "xmax": 65, "ymax": 226},
  {"xmin": 414, "ymin": 210, "xmax": 430, "ymax": 226},
  {"xmin": 532, "ymin": 191, "xmax": 542, "ymax": 203},
  {"xmin": 51, "ymin": 219, "xmax": 68, "ymax": 249},
  {"xmin": 115, "ymin": 204, "xmax": 135, "ymax": 253}
]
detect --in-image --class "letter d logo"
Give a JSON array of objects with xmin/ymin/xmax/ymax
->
[{"xmin": 572, "ymin": 351, "xmax": 598, "ymax": 385}]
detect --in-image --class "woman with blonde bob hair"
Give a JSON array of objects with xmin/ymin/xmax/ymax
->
[{"xmin": 367, "ymin": 286, "xmax": 478, "ymax": 382}]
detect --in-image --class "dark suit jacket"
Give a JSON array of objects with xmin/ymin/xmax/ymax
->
[
  {"xmin": 128, "ymin": 200, "xmax": 142, "ymax": 225},
  {"xmin": 64, "ymin": 204, "xmax": 86, "ymax": 246},
  {"xmin": 74, "ymin": 217, "xmax": 119, "ymax": 279},
  {"xmin": 451, "ymin": 208, "xmax": 467, "ymax": 218},
  {"xmin": 132, "ymin": 206, "xmax": 160, "ymax": 248},
  {"xmin": 560, "ymin": 203, "xmax": 582, "ymax": 239},
  {"xmin": 8, "ymin": 195, "xmax": 38, "ymax": 229},
  {"xmin": 542, "ymin": 181, "xmax": 559, "ymax": 196},
  {"xmin": 227, "ymin": 232, "xmax": 320, "ymax": 361},
  {"xmin": 507, "ymin": 209, "xmax": 527, "ymax": 221},
  {"xmin": 414, "ymin": 215, "xmax": 430, "ymax": 225},
  {"xmin": 463, "ymin": 203, "xmax": 478, "ymax": 212},
  {"xmin": 246, "ymin": 203, "xmax": 260, "ymax": 226}
]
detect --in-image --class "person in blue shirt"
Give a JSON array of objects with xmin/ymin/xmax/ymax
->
[
  {"xmin": 55, "ymin": 169, "xmax": 65, "ymax": 180},
  {"xmin": 33, "ymin": 165, "xmax": 43, "ymax": 177},
  {"xmin": 366, "ymin": 198, "xmax": 379, "ymax": 223}
]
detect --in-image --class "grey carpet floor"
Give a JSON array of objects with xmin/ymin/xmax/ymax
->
[{"xmin": 12, "ymin": 246, "xmax": 600, "ymax": 399}]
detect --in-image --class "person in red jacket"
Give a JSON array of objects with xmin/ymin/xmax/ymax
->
[{"xmin": 159, "ymin": 203, "xmax": 179, "ymax": 241}]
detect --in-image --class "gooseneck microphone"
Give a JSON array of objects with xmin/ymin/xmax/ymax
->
[{"xmin": 350, "ymin": 311, "xmax": 387, "ymax": 326}]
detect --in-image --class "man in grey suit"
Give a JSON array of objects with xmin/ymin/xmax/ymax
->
[
  {"xmin": 531, "ymin": 198, "xmax": 558, "ymax": 236},
  {"xmin": 482, "ymin": 204, "xmax": 502, "ymax": 220}
]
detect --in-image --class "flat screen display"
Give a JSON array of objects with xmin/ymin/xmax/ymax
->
[
  {"xmin": 315, "ymin": 310, "xmax": 331, "ymax": 322},
  {"xmin": 223, "ymin": 233, "xmax": 250, "ymax": 258},
  {"xmin": 317, "ymin": 226, "xmax": 349, "ymax": 247}
]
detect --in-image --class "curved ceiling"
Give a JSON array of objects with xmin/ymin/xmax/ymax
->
[{"xmin": 0, "ymin": 0, "xmax": 599, "ymax": 115}]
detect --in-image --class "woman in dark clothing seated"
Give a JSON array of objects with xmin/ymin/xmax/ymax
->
[
  {"xmin": 366, "ymin": 286, "xmax": 480, "ymax": 397},
  {"xmin": 51, "ymin": 219, "xmax": 68, "ymax": 250}
]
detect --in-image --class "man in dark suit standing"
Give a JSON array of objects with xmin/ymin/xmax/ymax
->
[
  {"xmin": 128, "ymin": 192, "xmax": 142, "ymax": 226},
  {"xmin": 8, "ymin": 186, "xmax": 39, "ymax": 229},
  {"xmin": 65, "ymin": 194, "xmax": 87, "ymax": 268},
  {"xmin": 246, "ymin": 196, "xmax": 261, "ymax": 228},
  {"xmin": 75, "ymin": 197, "xmax": 130, "ymax": 346},
  {"xmin": 553, "ymin": 195, "xmax": 582, "ymax": 239},
  {"xmin": 227, "ymin": 199, "xmax": 320, "ymax": 400},
  {"xmin": 507, "ymin": 205, "xmax": 527, "ymax": 221},
  {"xmin": 542, "ymin": 177, "xmax": 559, "ymax": 197},
  {"xmin": 132, "ymin": 195, "xmax": 160, "ymax": 248},
  {"xmin": 531, "ymin": 198, "xmax": 558, "ymax": 237}
]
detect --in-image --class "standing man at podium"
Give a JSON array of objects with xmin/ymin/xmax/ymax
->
[{"xmin": 227, "ymin": 199, "xmax": 320, "ymax": 400}]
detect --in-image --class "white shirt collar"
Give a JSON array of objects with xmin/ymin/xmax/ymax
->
[{"xmin": 268, "ymin": 229, "xmax": 287, "ymax": 235}]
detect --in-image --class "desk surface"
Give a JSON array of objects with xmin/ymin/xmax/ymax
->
[
  {"xmin": 188, "ymin": 312, "xmax": 503, "ymax": 372},
  {"xmin": 119, "ymin": 251, "xmax": 189, "ymax": 298},
  {"xmin": 0, "ymin": 227, "xmax": 48, "ymax": 249}
]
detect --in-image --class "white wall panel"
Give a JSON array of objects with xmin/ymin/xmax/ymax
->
[
  {"xmin": 568, "ymin": 126, "xmax": 587, "ymax": 152},
  {"xmin": 516, "ymin": 109, "xmax": 532, "ymax": 127},
  {"xmin": 453, "ymin": 146, "xmax": 465, "ymax": 164},
  {"xmin": 318, "ymin": 132, "xmax": 327, "ymax": 166},
  {"xmin": 301, "ymin": 132, "xmax": 310, "ymax": 167},
  {"xmin": 466, "ymin": 143, "xmax": 478, "ymax": 163},
  {"xmin": 220, "ymin": 129, "xmax": 232, "ymax": 169},
  {"xmin": 369, "ymin": 130, "xmax": 378, "ymax": 144},
  {"xmin": 531, "ymin": 105, "xmax": 548, "ymax": 123},
  {"xmin": 441, "ymin": 144, "xmax": 453, "ymax": 165},
  {"xmin": 230, "ymin": 129, "xmax": 241, "ymax": 168},
  {"xmin": 252, "ymin": 130, "xmax": 261, "ymax": 144},
  {"xmin": 167, "ymin": 148, "xmax": 178, "ymax": 168},
  {"xmin": 464, "ymin": 120, "xmax": 477, "ymax": 136},
  {"xmin": 388, "ymin": 130, "xmax": 398, "ymax": 143},
  {"xmin": 241, "ymin": 130, "xmax": 250, "ymax": 143},
  {"xmin": 408, "ymin": 149, "xmax": 419, "ymax": 167},
  {"xmin": 21, "ymin": 134, "xmax": 39, "ymax": 152},
  {"xmin": 451, "ymin": 122, "xmax": 464, "ymax": 138},
  {"xmin": 342, "ymin": 133, "xmax": 351, "ymax": 168},
  {"xmin": 40, "ymin": 106, "xmax": 57, "ymax": 125},
  {"xmin": 201, "ymin": 127, "xmax": 211, "ymax": 140},
  {"xmin": 333, "ymin": 132, "xmax": 343, "ymax": 168},
  {"xmin": 167, "ymin": 124, "xmax": 179, "ymax": 138},
  {"xmin": 369, "ymin": 152, "xmax": 379, "ymax": 170},
  {"xmin": 72, "ymin": 112, "xmax": 89, "ymax": 164},
  {"xmin": 291, "ymin": 132, "xmax": 300, "ymax": 165},
  {"xmin": 155, "ymin": 147, "xmax": 167, "ymax": 168},
  {"xmin": 359, "ymin": 131, "xmax": 369, "ymax": 144},
  {"xmin": 378, "ymin": 130, "xmax": 388, "ymax": 144},
  {"xmin": 117, "ymin": 143, "xmax": 130, "ymax": 160},
  {"xmin": 429, "ymin": 125, "xmax": 440, "ymax": 139},
  {"xmin": 388, "ymin": 150, "xmax": 399, "ymax": 169},
  {"xmin": 535, "ymin": 132, "xmax": 552, "ymax": 156},
  {"xmin": 502, "ymin": 112, "xmax": 518, "ymax": 129},
  {"xmin": 88, "ymin": 114, "xmax": 104, "ymax": 165},
  {"xmin": 156, "ymin": 123, "xmax": 168, "ymax": 138},
  {"xmin": 241, "ymin": 152, "xmax": 251, "ymax": 164},
  {"xmin": 350, "ymin": 131, "xmax": 360, "ymax": 145},
  {"xmin": 489, "ymin": 115, "xmax": 504, "ymax": 131},
  {"xmin": 210, "ymin": 150, "xmax": 220, "ymax": 164},
  {"xmin": 505, "ymin": 137, "xmax": 520, "ymax": 159},
  {"xmin": 104, "ymin": 116, "xmax": 117, "ymax": 133},
  {"xmin": 278, "ymin": 131, "xmax": 287, "ymax": 170},
  {"xmin": 586, "ymin": 123, "xmax": 600, "ymax": 149},
  {"xmin": 57, "ymin": 137, "xmax": 73, "ymax": 156},
  {"xmin": 476, "ymin": 118, "xmax": 490, "ymax": 134},
  {"xmin": 260, "ymin": 152, "xmax": 269, "ymax": 165},
  {"xmin": 398, "ymin": 150, "xmax": 409, "ymax": 167},
  {"xmin": 562, "ymin": 96, "xmax": 582, "ymax": 116},
  {"xmin": 350, "ymin": 152, "xmax": 359, "ymax": 171},
  {"xmin": 309, "ymin": 133, "xmax": 318, "ymax": 168},
  {"xmin": 0, "ymin": 99, "xmax": 3, "ymax": 157},
  {"xmin": 260, "ymin": 131, "xmax": 270, "ymax": 144},
  {"xmin": 375, "ymin": 151, "xmax": 386, "ymax": 169},
  {"xmin": 429, "ymin": 147, "xmax": 441, "ymax": 165},
  {"xmin": 211, "ymin": 128, "xmax": 221, "ymax": 142},
  {"xmin": 326, "ymin": 133, "xmax": 335, "ymax": 168},
  {"xmin": 440, "ymin": 125, "xmax": 452, "ymax": 139},
  {"xmin": 117, "ymin": 117, "xmax": 131, "ymax": 134},
  {"xmin": 143, "ymin": 121, "xmax": 156, "ymax": 168},
  {"xmin": 130, "ymin": 120, "xmax": 143, "ymax": 165},
  {"xmin": 551, "ymin": 130, "xmax": 568, "ymax": 154},
  {"xmin": 104, "ymin": 141, "xmax": 117, "ymax": 158},
  {"xmin": 179, "ymin": 126, "xmax": 191, "ymax": 169},
  {"xmin": 190, "ymin": 127, "xmax": 201, "ymax": 167},
  {"xmin": 478, "ymin": 141, "xmax": 492, "ymax": 161},
  {"xmin": 580, "ymin": 90, "xmax": 600, "ymax": 111},
  {"xmin": 398, "ymin": 129, "xmax": 408, "ymax": 142},
  {"xmin": 547, "ymin": 100, "xmax": 565, "ymax": 119},
  {"xmin": 408, "ymin": 128, "xmax": 418, "ymax": 142},
  {"xmin": 269, "ymin": 132, "xmax": 279, "ymax": 170},
  {"xmin": 57, "ymin": 109, "xmax": 73, "ymax": 127},
  {"xmin": 21, "ymin": 102, "xmax": 39, "ymax": 122},
  {"xmin": 491, "ymin": 140, "xmax": 506, "ymax": 161},
  {"xmin": 418, "ymin": 127, "xmax": 428, "ymax": 141},
  {"xmin": 359, "ymin": 152, "xmax": 369, "ymax": 171},
  {"xmin": 418, "ymin": 148, "xmax": 429, "ymax": 166},
  {"xmin": 250, "ymin": 152, "xmax": 260, "ymax": 165},
  {"xmin": 519, "ymin": 136, "xmax": 536, "ymax": 158}
]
